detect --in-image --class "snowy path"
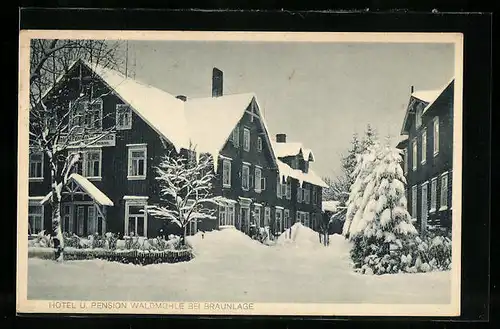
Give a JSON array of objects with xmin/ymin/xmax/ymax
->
[{"xmin": 28, "ymin": 226, "xmax": 451, "ymax": 303}]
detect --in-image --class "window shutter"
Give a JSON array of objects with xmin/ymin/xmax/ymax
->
[{"xmin": 261, "ymin": 177, "xmax": 266, "ymax": 190}]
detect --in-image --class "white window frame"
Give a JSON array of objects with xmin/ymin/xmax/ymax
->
[
  {"xmin": 304, "ymin": 187, "xmax": 310, "ymax": 204},
  {"xmin": 412, "ymin": 138, "xmax": 418, "ymax": 171},
  {"xmin": 124, "ymin": 198, "xmax": 148, "ymax": 237},
  {"xmin": 286, "ymin": 180, "xmax": 292, "ymax": 200},
  {"xmin": 241, "ymin": 164, "xmax": 250, "ymax": 191},
  {"xmin": 411, "ymin": 185, "xmax": 417, "ymax": 220},
  {"xmin": 275, "ymin": 208, "xmax": 283, "ymax": 233},
  {"xmin": 83, "ymin": 148, "xmax": 102, "ymax": 180},
  {"xmin": 277, "ymin": 177, "xmax": 282, "ymax": 199},
  {"xmin": 440, "ymin": 172, "xmax": 449, "ymax": 211},
  {"xmin": 421, "ymin": 129, "xmax": 427, "ymax": 165},
  {"xmin": 243, "ymin": 128, "xmax": 251, "ymax": 152},
  {"xmin": 257, "ymin": 136, "xmax": 263, "ymax": 152},
  {"xmin": 28, "ymin": 199, "xmax": 44, "ymax": 235},
  {"xmin": 222, "ymin": 159, "xmax": 232, "ymax": 188},
  {"xmin": 76, "ymin": 205, "xmax": 85, "ymax": 236},
  {"xmin": 116, "ymin": 103, "xmax": 132, "ymax": 130},
  {"xmin": 433, "ymin": 116, "xmax": 440, "ymax": 156},
  {"xmin": 127, "ymin": 144, "xmax": 147, "ymax": 180},
  {"xmin": 416, "ymin": 105, "xmax": 422, "ymax": 129},
  {"xmin": 254, "ymin": 166, "xmax": 262, "ymax": 193},
  {"xmin": 232, "ymin": 125, "xmax": 240, "ymax": 147},
  {"xmin": 403, "ymin": 148, "xmax": 408, "ymax": 174},
  {"xmin": 264, "ymin": 207, "xmax": 271, "ymax": 227},
  {"xmin": 297, "ymin": 187, "xmax": 303, "ymax": 203},
  {"xmin": 430, "ymin": 177, "xmax": 437, "ymax": 213},
  {"xmin": 284, "ymin": 209, "xmax": 290, "ymax": 229},
  {"xmin": 29, "ymin": 151, "xmax": 44, "ymax": 181},
  {"xmin": 253, "ymin": 205, "xmax": 261, "ymax": 227},
  {"xmin": 421, "ymin": 182, "xmax": 428, "ymax": 231}
]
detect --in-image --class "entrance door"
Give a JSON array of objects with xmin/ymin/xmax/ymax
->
[
  {"xmin": 240, "ymin": 207, "xmax": 250, "ymax": 234},
  {"xmin": 73, "ymin": 204, "xmax": 104, "ymax": 237}
]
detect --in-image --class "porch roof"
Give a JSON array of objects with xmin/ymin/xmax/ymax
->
[{"xmin": 40, "ymin": 173, "xmax": 114, "ymax": 207}]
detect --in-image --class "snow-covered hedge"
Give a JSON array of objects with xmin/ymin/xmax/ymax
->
[
  {"xmin": 352, "ymin": 229, "xmax": 452, "ymax": 275},
  {"xmin": 28, "ymin": 247, "xmax": 193, "ymax": 265},
  {"xmin": 28, "ymin": 231, "xmax": 192, "ymax": 265}
]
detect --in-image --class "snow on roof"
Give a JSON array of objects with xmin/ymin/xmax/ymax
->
[
  {"xmin": 183, "ymin": 93, "xmax": 256, "ymax": 155},
  {"xmin": 322, "ymin": 200, "xmax": 340, "ymax": 213},
  {"xmin": 277, "ymin": 160, "xmax": 328, "ymax": 188},
  {"xmin": 83, "ymin": 61, "xmax": 189, "ymax": 153},
  {"xmin": 422, "ymin": 77, "xmax": 455, "ymax": 114},
  {"xmin": 40, "ymin": 173, "xmax": 114, "ymax": 206},
  {"xmin": 272, "ymin": 142, "xmax": 315, "ymax": 161},
  {"xmin": 411, "ymin": 89, "xmax": 442, "ymax": 103}
]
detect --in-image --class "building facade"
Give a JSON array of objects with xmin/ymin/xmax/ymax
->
[
  {"xmin": 28, "ymin": 60, "xmax": 327, "ymax": 239},
  {"xmin": 398, "ymin": 78, "xmax": 454, "ymax": 233}
]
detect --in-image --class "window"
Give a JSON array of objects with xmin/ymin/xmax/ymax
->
[
  {"xmin": 219, "ymin": 204, "xmax": 236, "ymax": 227},
  {"xmin": 257, "ymin": 137, "xmax": 263, "ymax": 152},
  {"xmin": 297, "ymin": 187, "xmax": 303, "ymax": 203},
  {"xmin": 255, "ymin": 167, "xmax": 262, "ymax": 192},
  {"xmin": 241, "ymin": 164, "xmax": 250, "ymax": 191},
  {"xmin": 84, "ymin": 149, "xmax": 102, "ymax": 178},
  {"xmin": 76, "ymin": 206, "xmax": 85, "ymax": 236},
  {"xmin": 281, "ymin": 183, "xmax": 286, "ymax": 198},
  {"xmin": 243, "ymin": 128, "xmax": 250, "ymax": 152},
  {"xmin": 62, "ymin": 204, "xmax": 73, "ymax": 233},
  {"xmin": 421, "ymin": 182, "xmax": 428, "ymax": 230},
  {"xmin": 421, "ymin": 129, "xmax": 427, "ymax": 164},
  {"xmin": 304, "ymin": 212, "xmax": 310, "ymax": 228},
  {"xmin": 29, "ymin": 152, "xmax": 44, "ymax": 180},
  {"xmin": 286, "ymin": 180, "xmax": 292, "ymax": 199},
  {"xmin": 125, "ymin": 200, "xmax": 147, "ymax": 237},
  {"xmin": 277, "ymin": 177, "xmax": 282, "ymax": 198},
  {"xmin": 232, "ymin": 125, "xmax": 240, "ymax": 147},
  {"xmin": 304, "ymin": 187, "xmax": 310, "ymax": 204},
  {"xmin": 116, "ymin": 104, "xmax": 132, "ymax": 130},
  {"xmin": 253, "ymin": 206, "xmax": 261, "ymax": 227},
  {"xmin": 28, "ymin": 203, "xmax": 43, "ymax": 234},
  {"xmin": 416, "ymin": 106, "xmax": 422, "ymax": 129},
  {"xmin": 411, "ymin": 185, "xmax": 417, "ymax": 220},
  {"xmin": 87, "ymin": 206, "xmax": 98, "ymax": 235},
  {"xmin": 264, "ymin": 207, "xmax": 271, "ymax": 227},
  {"xmin": 284, "ymin": 209, "xmax": 290, "ymax": 229},
  {"xmin": 312, "ymin": 186, "xmax": 317, "ymax": 205},
  {"xmin": 433, "ymin": 116, "xmax": 440, "ymax": 156},
  {"xmin": 70, "ymin": 98, "xmax": 103, "ymax": 131},
  {"xmin": 412, "ymin": 138, "xmax": 418, "ymax": 171},
  {"xmin": 430, "ymin": 177, "xmax": 437, "ymax": 212},
  {"xmin": 128, "ymin": 145, "xmax": 147, "ymax": 179},
  {"xmin": 222, "ymin": 159, "xmax": 232, "ymax": 188},
  {"xmin": 440, "ymin": 172, "xmax": 449, "ymax": 210},
  {"xmin": 275, "ymin": 208, "xmax": 283, "ymax": 233},
  {"xmin": 261, "ymin": 177, "xmax": 266, "ymax": 191}
]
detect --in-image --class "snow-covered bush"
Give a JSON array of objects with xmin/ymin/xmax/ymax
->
[
  {"xmin": 62, "ymin": 232, "xmax": 80, "ymax": 248},
  {"xmin": 28, "ymin": 230, "xmax": 52, "ymax": 248},
  {"xmin": 104, "ymin": 232, "xmax": 118, "ymax": 250},
  {"xmin": 89, "ymin": 233, "xmax": 106, "ymax": 249}
]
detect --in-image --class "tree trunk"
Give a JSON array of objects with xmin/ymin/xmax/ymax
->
[
  {"xmin": 182, "ymin": 225, "xmax": 187, "ymax": 246},
  {"xmin": 50, "ymin": 172, "xmax": 64, "ymax": 262}
]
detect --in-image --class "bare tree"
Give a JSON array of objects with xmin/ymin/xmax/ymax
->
[
  {"xmin": 146, "ymin": 150, "xmax": 229, "ymax": 247},
  {"xmin": 29, "ymin": 39, "xmax": 124, "ymax": 261}
]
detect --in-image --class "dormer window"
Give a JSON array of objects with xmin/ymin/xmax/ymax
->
[
  {"xmin": 243, "ymin": 128, "xmax": 250, "ymax": 152},
  {"xmin": 257, "ymin": 136, "xmax": 263, "ymax": 152},
  {"xmin": 69, "ymin": 98, "xmax": 103, "ymax": 132}
]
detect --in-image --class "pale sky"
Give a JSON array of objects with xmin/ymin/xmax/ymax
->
[{"xmin": 122, "ymin": 40, "xmax": 455, "ymax": 179}]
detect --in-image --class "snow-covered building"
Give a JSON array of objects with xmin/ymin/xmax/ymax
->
[
  {"xmin": 398, "ymin": 78, "xmax": 454, "ymax": 233},
  {"xmin": 28, "ymin": 59, "xmax": 327, "ymax": 238}
]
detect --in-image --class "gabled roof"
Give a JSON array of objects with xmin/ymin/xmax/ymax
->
[
  {"xmin": 80, "ymin": 60, "xmax": 279, "ymax": 169},
  {"xmin": 400, "ymin": 77, "xmax": 455, "ymax": 135},
  {"xmin": 40, "ymin": 173, "xmax": 114, "ymax": 206},
  {"xmin": 272, "ymin": 142, "xmax": 315, "ymax": 162}
]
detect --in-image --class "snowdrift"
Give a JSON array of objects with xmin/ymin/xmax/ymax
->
[
  {"xmin": 276, "ymin": 223, "xmax": 323, "ymax": 249},
  {"xmin": 186, "ymin": 226, "xmax": 265, "ymax": 256}
]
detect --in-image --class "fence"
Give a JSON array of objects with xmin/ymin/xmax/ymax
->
[{"xmin": 28, "ymin": 247, "xmax": 194, "ymax": 265}]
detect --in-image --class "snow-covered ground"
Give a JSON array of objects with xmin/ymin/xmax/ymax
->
[{"xmin": 28, "ymin": 224, "xmax": 451, "ymax": 303}]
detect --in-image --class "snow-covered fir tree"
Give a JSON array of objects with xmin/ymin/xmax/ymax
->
[
  {"xmin": 146, "ymin": 150, "xmax": 228, "ymax": 247},
  {"xmin": 348, "ymin": 141, "xmax": 418, "ymax": 275}
]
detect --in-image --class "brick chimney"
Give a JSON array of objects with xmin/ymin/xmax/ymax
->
[
  {"xmin": 176, "ymin": 95, "xmax": 187, "ymax": 102},
  {"xmin": 212, "ymin": 67, "xmax": 223, "ymax": 97},
  {"xmin": 276, "ymin": 133, "xmax": 287, "ymax": 143}
]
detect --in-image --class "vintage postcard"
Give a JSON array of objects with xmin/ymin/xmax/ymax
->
[{"xmin": 17, "ymin": 30, "xmax": 463, "ymax": 316}]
